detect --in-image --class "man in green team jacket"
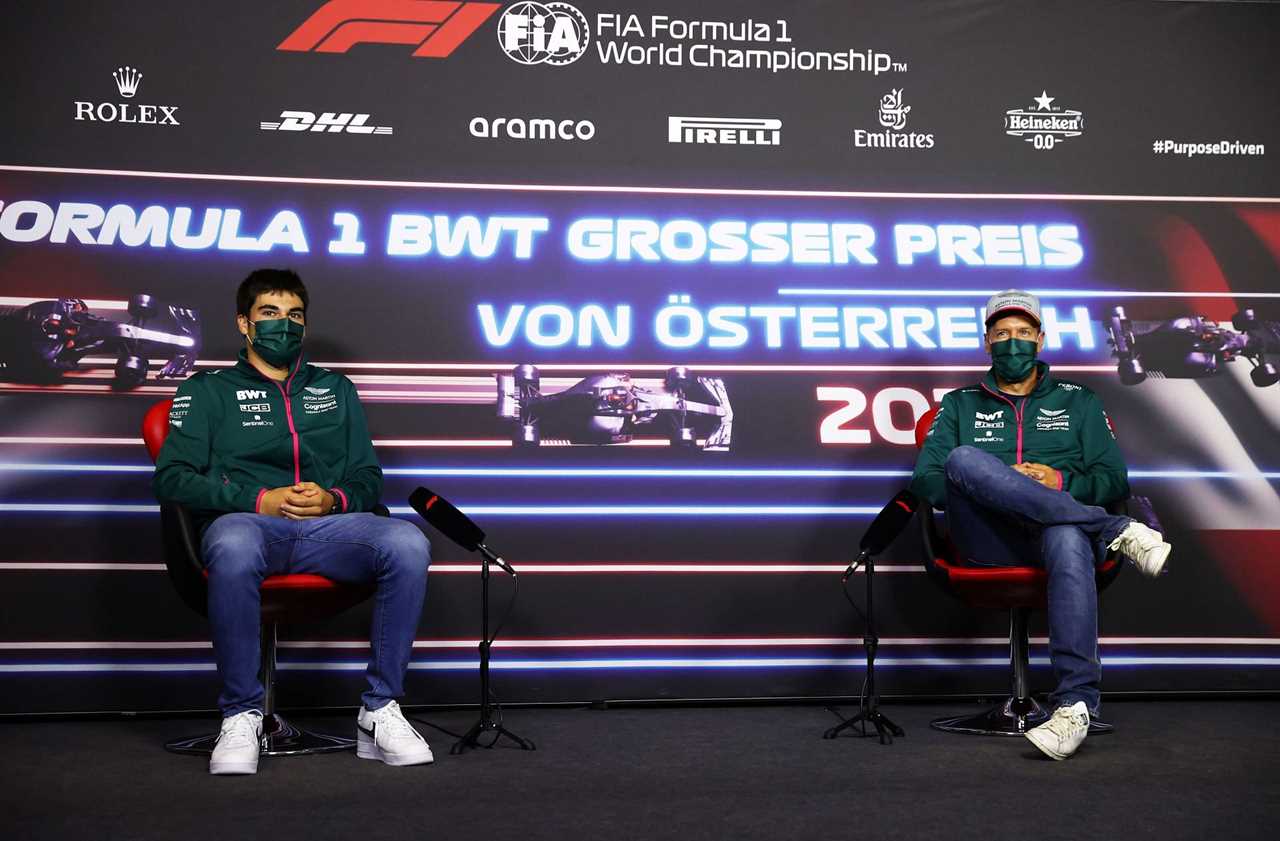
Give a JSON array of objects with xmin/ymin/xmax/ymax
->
[
  {"xmin": 911, "ymin": 289, "xmax": 1172, "ymax": 760},
  {"xmin": 154, "ymin": 269, "xmax": 434, "ymax": 775}
]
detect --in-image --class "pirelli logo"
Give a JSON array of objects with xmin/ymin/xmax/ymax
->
[{"xmin": 668, "ymin": 116, "xmax": 782, "ymax": 146}]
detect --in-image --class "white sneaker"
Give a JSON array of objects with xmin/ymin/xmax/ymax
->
[
  {"xmin": 356, "ymin": 701, "xmax": 434, "ymax": 766},
  {"xmin": 1025, "ymin": 701, "xmax": 1090, "ymax": 760},
  {"xmin": 209, "ymin": 709, "xmax": 264, "ymax": 775},
  {"xmin": 1108, "ymin": 520, "xmax": 1171, "ymax": 578}
]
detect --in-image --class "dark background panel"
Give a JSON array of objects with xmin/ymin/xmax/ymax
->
[
  {"xmin": 0, "ymin": 2, "xmax": 1276, "ymax": 194},
  {"xmin": 2, "ymin": 1, "xmax": 1279, "ymax": 713}
]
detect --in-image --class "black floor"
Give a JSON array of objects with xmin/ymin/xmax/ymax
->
[{"xmin": 4, "ymin": 700, "xmax": 1280, "ymax": 841}]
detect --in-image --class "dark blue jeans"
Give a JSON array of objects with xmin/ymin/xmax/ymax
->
[
  {"xmin": 943, "ymin": 446, "xmax": 1130, "ymax": 714},
  {"xmin": 201, "ymin": 513, "xmax": 431, "ymax": 717}
]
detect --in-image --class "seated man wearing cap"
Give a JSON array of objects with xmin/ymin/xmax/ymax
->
[{"xmin": 911, "ymin": 289, "xmax": 1172, "ymax": 760}]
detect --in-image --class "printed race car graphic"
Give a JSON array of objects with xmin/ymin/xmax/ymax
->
[
  {"xmin": 1106, "ymin": 306, "xmax": 1280, "ymax": 387},
  {"xmin": 496, "ymin": 365, "xmax": 733, "ymax": 450},
  {"xmin": 0, "ymin": 295, "xmax": 200, "ymax": 390}
]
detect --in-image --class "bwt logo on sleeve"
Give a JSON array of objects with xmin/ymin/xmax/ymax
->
[{"xmin": 278, "ymin": 0, "xmax": 501, "ymax": 58}]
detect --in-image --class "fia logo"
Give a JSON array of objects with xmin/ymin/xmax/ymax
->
[{"xmin": 498, "ymin": 2, "xmax": 590, "ymax": 65}]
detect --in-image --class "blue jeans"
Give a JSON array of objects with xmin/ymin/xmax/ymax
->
[
  {"xmin": 201, "ymin": 513, "xmax": 431, "ymax": 717},
  {"xmin": 943, "ymin": 446, "xmax": 1130, "ymax": 714}
]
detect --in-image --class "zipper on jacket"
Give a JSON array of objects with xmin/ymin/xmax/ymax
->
[
  {"xmin": 979, "ymin": 383, "xmax": 1027, "ymax": 463},
  {"xmin": 261, "ymin": 359, "xmax": 303, "ymax": 484}
]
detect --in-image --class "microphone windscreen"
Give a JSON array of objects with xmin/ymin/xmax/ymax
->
[
  {"xmin": 408, "ymin": 486, "xmax": 486, "ymax": 551},
  {"xmin": 859, "ymin": 489, "xmax": 919, "ymax": 555}
]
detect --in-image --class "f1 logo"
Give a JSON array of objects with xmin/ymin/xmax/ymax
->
[{"xmin": 278, "ymin": 0, "xmax": 500, "ymax": 57}]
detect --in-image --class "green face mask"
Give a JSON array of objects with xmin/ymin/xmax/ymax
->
[
  {"xmin": 250, "ymin": 317, "xmax": 304, "ymax": 368},
  {"xmin": 990, "ymin": 337, "xmax": 1039, "ymax": 383}
]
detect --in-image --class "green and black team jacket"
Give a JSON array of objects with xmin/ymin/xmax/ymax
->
[
  {"xmin": 910, "ymin": 361, "xmax": 1129, "ymax": 510},
  {"xmin": 153, "ymin": 350, "xmax": 383, "ymax": 533}
]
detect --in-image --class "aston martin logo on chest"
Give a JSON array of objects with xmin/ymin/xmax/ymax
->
[{"xmin": 1035, "ymin": 407, "xmax": 1071, "ymax": 431}]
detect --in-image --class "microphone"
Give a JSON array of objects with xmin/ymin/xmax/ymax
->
[
  {"xmin": 843, "ymin": 489, "xmax": 919, "ymax": 580},
  {"xmin": 408, "ymin": 487, "xmax": 516, "ymax": 576}
]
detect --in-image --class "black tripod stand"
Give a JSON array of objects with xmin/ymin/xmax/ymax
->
[
  {"xmin": 451, "ymin": 545, "xmax": 536, "ymax": 754},
  {"xmin": 823, "ymin": 550, "xmax": 905, "ymax": 745}
]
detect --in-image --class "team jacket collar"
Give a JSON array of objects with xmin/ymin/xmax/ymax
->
[
  {"xmin": 981, "ymin": 360, "xmax": 1054, "ymax": 399},
  {"xmin": 233, "ymin": 348, "xmax": 313, "ymax": 393}
]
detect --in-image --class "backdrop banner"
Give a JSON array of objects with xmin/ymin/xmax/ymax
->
[{"xmin": 2, "ymin": 0, "xmax": 1278, "ymax": 713}]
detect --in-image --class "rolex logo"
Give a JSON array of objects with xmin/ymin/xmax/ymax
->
[
  {"xmin": 112, "ymin": 66, "xmax": 142, "ymax": 98},
  {"xmin": 74, "ymin": 64, "xmax": 179, "ymax": 126}
]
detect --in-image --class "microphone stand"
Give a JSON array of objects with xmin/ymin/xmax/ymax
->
[
  {"xmin": 823, "ymin": 549, "xmax": 905, "ymax": 745},
  {"xmin": 451, "ymin": 543, "xmax": 536, "ymax": 754}
]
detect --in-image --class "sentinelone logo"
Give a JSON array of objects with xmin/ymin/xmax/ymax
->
[
  {"xmin": 669, "ymin": 117, "xmax": 780, "ymax": 146},
  {"xmin": 73, "ymin": 66, "xmax": 180, "ymax": 126},
  {"xmin": 278, "ymin": 0, "xmax": 501, "ymax": 57}
]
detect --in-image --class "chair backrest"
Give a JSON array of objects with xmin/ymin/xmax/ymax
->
[
  {"xmin": 143, "ymin": 399, "xmax": 173, "ymax": 463},
  {"xmin": 914, "ymin": 407, "xmax": 938, "ymax": 451}
]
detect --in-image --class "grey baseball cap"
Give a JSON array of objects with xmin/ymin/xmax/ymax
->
[{"xmin": 984, "ymin": 289, "xmax": 1042, "ymax": 327}]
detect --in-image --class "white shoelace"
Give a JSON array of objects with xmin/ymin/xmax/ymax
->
[
  {"xmin": 369, "ymin": 702, "xmax": 423, "ymax": 741},
  {"xmin": 218, "ymin": 712, "xmax": 262, "ymax": 748},
  {"xmin": 1045, "ymin": 707, "xmax": 1088, "ymax": 738},
  {"xmin": 1110, "ymin": 522, "xmax": 1163, "ymax": 553}
]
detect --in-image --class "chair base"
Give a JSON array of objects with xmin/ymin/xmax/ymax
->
[
  {"xmin": 931, "ymin": 696, "xmax": 1115, "ymax": 736},
  {"xmin": 165, "ymin": 713, "xmax": 356, "ymax": 757}
]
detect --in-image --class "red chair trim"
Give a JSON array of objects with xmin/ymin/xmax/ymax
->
[{"xmin": 199, "ymin": 569, "xmax": 345, "ymax": 591}]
